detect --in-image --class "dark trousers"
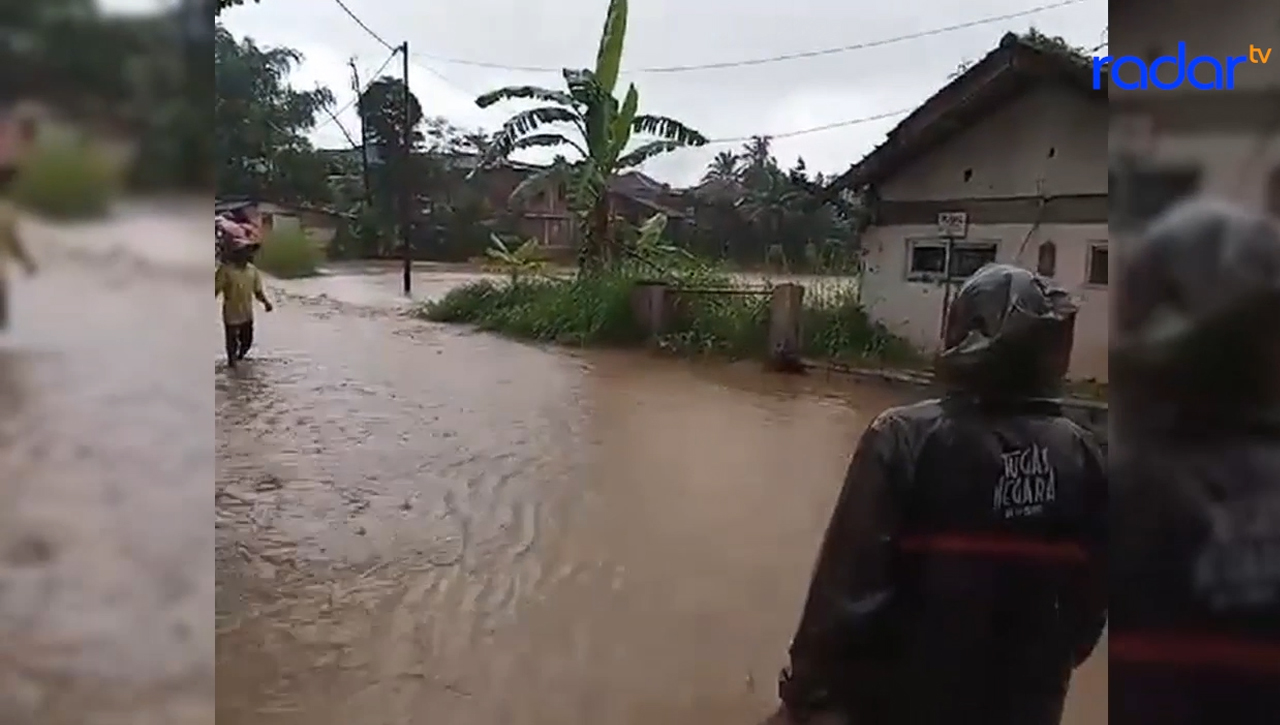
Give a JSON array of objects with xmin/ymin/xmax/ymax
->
[{"xmin": 224, "ymin": 321, "xmax": 254, "ymax": 362}]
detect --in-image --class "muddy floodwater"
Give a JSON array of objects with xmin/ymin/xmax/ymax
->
[
  {"xmin": 0, "ymin": 203, "xmax": 212, "ymax": 725},
  {"xmin": 216, "ymin": 265, "xmax": 1106, "ymax": 724},
  {"xmin": 0, "ymin": 210, "xmax": 1100, "ymax": 725}
]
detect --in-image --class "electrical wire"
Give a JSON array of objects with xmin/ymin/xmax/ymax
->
[
  {"xmin": 411, "ymin": 0, "xmax": 1089, "ymax": 74},
  {"xmin": 314, "ymin": 49, "xmax": 400, "ymax": 131},
  {"xmin": 413, "ymin": 60, "xmax": 472, "ymax": 95},
  {"xmin": 329, "ymin": 0, "xmax": 471, "ymax": 95},
  {"xmin": 318, "ymin": 105, "xmax": 914, "ymax": 155},
  {"xmin": 332, "ymin": 0, "xmax": 394, "ymax": 50},
  {"xmin": 311, "ymin": 0, "xmax": 1082, "ymax": 164},
  {"xmin": 702, "ymin": 108, "xmax": 911, "ymax": 145}
]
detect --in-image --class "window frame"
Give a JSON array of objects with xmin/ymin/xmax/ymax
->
[
  {"xmin": 905, "ymin": 238, "xmax": 999, "ymax": 283},
  {"xmin": 1085, "ymin": 241, "xmax": 1109, "ymax": 287},
  {"xmin": 1036, "ymin": 240, "xmax": 1058, "ymax": 277}
]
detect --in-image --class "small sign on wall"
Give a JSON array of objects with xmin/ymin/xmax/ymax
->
[{"xmin": 936, "ymin": 211, "xmax": 968, "ymax": 238}]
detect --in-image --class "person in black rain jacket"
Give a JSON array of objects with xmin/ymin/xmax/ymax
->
[
  {"xmin": 1110, "ymin": 199, "xmax": 1280, "ymax": 724},
  {"xmin": 765, "ymin": 264, "xmax": 1107, "ymax": 725}
]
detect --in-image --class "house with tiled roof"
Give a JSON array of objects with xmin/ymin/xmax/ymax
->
[{"xmin": 828, "ymin": 32, "xmax": 1109, "ymax": 382}]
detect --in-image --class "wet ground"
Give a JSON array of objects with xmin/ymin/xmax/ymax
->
[
  {"xmin": 215, "ymin": 263, "xmax": 1107, "ymax": 723},
  {"xmin": 0, "ymin": 206, "xmax": 1104, "ymax": 725},
  {"xmin": 0, "ymin": 202, "xmax": 212, "ymax": 725}
]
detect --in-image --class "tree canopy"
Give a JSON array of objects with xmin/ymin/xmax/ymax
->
[
  {"xmin": 215, "ymin": 25, "xmax": 333, "ymax": 202},
  {"xmin": 217, "ymin": 0, "xmax": 260, "ymax": 13},
  {"xmin": 683, "ymin": 137, "xmax": 864, "ymax": 271}
]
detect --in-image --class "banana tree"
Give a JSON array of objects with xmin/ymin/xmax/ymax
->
[
  {"xmin": 474, "ymin": 0, "xmax": 707, "ymax": 269},
  {"xmin": 485, "ymin": 233, "xmax": 546, "ymax": 283}
]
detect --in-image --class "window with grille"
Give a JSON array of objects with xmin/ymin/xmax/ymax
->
[{"xmin": 907, "ymin": 240, "xmax": 998, "ymax": 282}]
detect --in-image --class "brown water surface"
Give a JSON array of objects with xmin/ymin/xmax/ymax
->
[
  {"xmin": 0, "ymin": 203, "xmax": 212, "ymax": 725},
  {"xmin": 215, "ymin": 267, "xmax": 1106, "ymax": 724}
]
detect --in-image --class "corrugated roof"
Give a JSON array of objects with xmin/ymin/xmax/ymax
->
[{"xmin": 827, "ymin": 32, "xmax": 1104, "ymax": 194}]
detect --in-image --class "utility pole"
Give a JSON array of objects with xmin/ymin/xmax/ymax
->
[
  {"xmin": 349, "ymin": 58, "xmax": 371, "ymax": 205},
  {"xmin": 936, "ymin": 211, "xmax": 967, "ymax": 341},
  {"xmin": 400, "ymin": 41, "xmax": 412, "ymax": 297}
]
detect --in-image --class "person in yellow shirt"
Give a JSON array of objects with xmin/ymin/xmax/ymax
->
[
  {"xmin": 215, "ymin": 243, "xmax": 272, "ymax": 368},
  {"xmin": 0, "ymin": 171, "xmax": 37, "ymax": 331}
]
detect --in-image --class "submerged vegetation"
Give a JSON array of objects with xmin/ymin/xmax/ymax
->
[
  {"xmin": 255, "ymin": 227, "xmax": 324, "ymax": 278},
  {"xmin": 420, "ymin": 0, "xmax": 915, "ymax": 366},
  {"xmin": 12, "ymin": 136, "xmax": 122, "ymax": 220},
  {"xmin": 420, "ymin": 230, "xmax": 918, "ymax": 366}
]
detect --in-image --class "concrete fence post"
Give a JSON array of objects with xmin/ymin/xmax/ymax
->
[
  {"xmin": 768, "ymin": 283, "xmax": 805, "ymax": 372},
  {"xmin": 630, "ymin": 281, "xmax": 670, "ymax": 342}
]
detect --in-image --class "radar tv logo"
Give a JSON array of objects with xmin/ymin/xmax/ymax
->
[{"xmin": 1093, "ymin": 43, "xmax": 1271, "ymax": 90}]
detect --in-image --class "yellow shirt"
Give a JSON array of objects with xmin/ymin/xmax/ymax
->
[
  {"xmin": 215, "ymin": 263, "xmax": 265, "ymax": 325},
  {"xmin": 0, "ymin": 200, "xmax": 30, "ymax": 280}
]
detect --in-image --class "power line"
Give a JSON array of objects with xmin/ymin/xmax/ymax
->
[
  {"xmin": 332, "ymin": 0, "xmax": 394, "ymax": 50},
  {"xmin": 701, "ymin": 108, "xmax": 911, "ymax": 145},
  {"xmin": 315, "ymin": 49, "xmax": 400, "ymax": 131},
  {"xmin": 319, "ymin": 106, "xmax": 913, "ymax": 153},
  {"xmin": 412, "ymin": 60, "xmax": 472, "ymax": 95},
  {"xmin": 327, "ymin": 0, "xmax": 473, "ymax": 100},
  {"xmin": 310, "ymin": 1, "xmax": 1033, "ymax": 157},
  {"xmin": 412, "ymin": 0, "xmax": 1088, "ymax": 74}
]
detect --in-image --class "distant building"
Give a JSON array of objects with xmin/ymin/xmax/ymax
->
[
  {"xmin": 828, "ymin": 33, "xmax": 1109, "ymax": 381},
  {"xmin": 215, "ymin": 198, "xmax": 352, "ymax": 248},
  {"xmin": 319, "ymin": 147, "xmax": 690, "ymax": 252}
]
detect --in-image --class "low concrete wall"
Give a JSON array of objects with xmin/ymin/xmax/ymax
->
[
  {"xmin": 802, "ymin": 358, "xmax": 1109, "ymax": 447},
  {"xmin": 628, "ymin": 280, "xmax": 1109, "ymax": 445}
]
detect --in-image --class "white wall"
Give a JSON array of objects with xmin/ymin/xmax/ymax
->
[
  {"xmin": 861, "ymin": 223, "xmax": 1109, "ymax": 382},
  {"xmin": 879, "ymin": 85, "xmax": 1107, "ymax": 201},
  {"xmin": 861, "ymin": 84, "xmax": 1109, "ymax": 381}
]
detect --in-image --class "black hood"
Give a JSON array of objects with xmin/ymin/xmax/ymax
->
[
  {"xmin": 1112, "ymin": 199, "xmax": 1280, "ymax": 427},
  {"xmin": 936, "ymin": 264, "xmax": 1078, "ymax": 399}
]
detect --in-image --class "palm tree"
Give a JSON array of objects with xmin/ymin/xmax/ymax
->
[
  {"xmin": 742, "ymin": 136, "xmax": 773, "ymax": 171},
  {"xmin": 475, "ymin": 0, "xmax": 707, "ymax": 267},
  {"xmin": 702, "ymin": 150, "xmax": 740, "ymax": 184},
  {"xmin": 217, "ymin": 0, "xmax": 259, "ymax": 13}
]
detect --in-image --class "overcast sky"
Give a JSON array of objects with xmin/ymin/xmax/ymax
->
[{"xmin": 207, "ymin": 0, "xmax": 1105, "ymax": 187}]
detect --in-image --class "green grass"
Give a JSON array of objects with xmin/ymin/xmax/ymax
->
[
  {"xmin": 11, "ymin": 138, "xmax": 121, "ymax": 220},
  {"xmin": 420, "ymin": 258, "xmax": 920, "ymax": 367},
  {"xmin": 256, "ymin": 227, "xmax": 324, "ymax": 279},
  {"xmin": 799, "ymin": 284, "xmax": 923, "ymax": 366}
]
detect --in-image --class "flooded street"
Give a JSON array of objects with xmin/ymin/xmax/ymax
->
[
  {"xmin": 216, "ymin": 266, "xmax": 1106, "ymax": 724},
  {"xmin": 0, "ymin": 204, "xmax": 212, "ymax": 724},
  {"xmin": 0, "ymin": 211, "xmax": 1103, "ymax": 725}
]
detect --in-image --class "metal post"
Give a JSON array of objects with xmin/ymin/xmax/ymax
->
[
  {"xmin": 939, "ymin": 234, "xmax": 956, "ymax": 340},
  {"xmin": 400, "ymin": 41, "xmax": 412, "ymax": 297},
  {"xmin": 349, "ymin": 58, "xmax": 371, "ymax": 205}
]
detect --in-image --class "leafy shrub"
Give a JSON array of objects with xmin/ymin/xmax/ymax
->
[
  {"xmin": 422, "ymin": 253, "xmax": 918, "ymax": 366},
  {"xmin": 484, "ymin": 234, "xmax": 547, "ymax": 283},
  {"xmin": 423, "ymin": 273, "xmax": 640, "ymax": 346},
  {"xmin": 800, "ymin": 284, "xmax": 921, "ymax": 366},
  {"xmin": 11, "ymin": 138, "xmax": 121, "ymax": 220},
  {"xmin": 255, "ymin": 227, "xmax": 324, "ymax": 278}
]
